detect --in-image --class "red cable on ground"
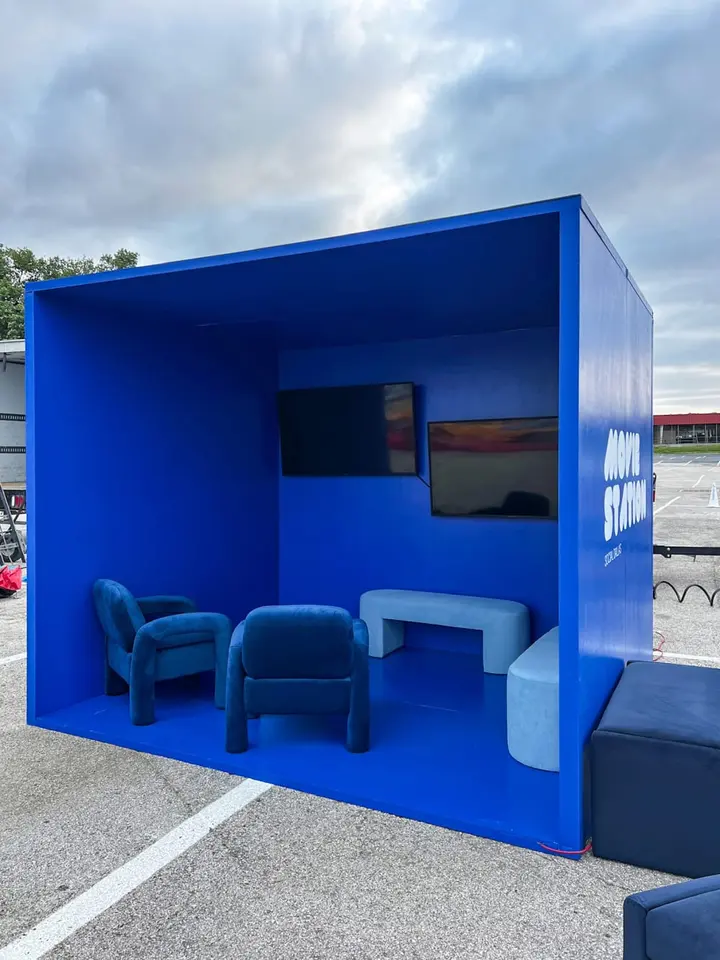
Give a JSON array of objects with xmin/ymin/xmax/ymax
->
[
  {"xmin": 539, "ymin": 841, "xmax": 592, "ymax": 856},
  {"xmin": 653, "ymin": 631, "xmax": 666, "ymax": 661}
]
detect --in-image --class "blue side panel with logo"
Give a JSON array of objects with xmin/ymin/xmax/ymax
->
[{"xmin": 576, "ymin": 207, "xmax": 654, "ymax": 753}]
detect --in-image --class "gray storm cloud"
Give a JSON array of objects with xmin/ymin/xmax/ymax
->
[{"xmin": 1, "ymin": 0, "xmax": 718, "ymax": 410}]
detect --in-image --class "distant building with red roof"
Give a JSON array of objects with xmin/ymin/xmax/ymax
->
[{"xmin": 654, "ymin": 413, "xmax": 720, "ymax": 444}]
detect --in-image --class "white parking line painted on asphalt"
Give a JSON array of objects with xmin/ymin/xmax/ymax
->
[
  {"xmin": 0, "ymin": 778, "xmax": 272, "ymax": 960},
  {"xmin": 692, "ymin": 475, "xmax": 705, "ymax": 488},
  {"xmin": 0, "ymin": 652, "xmax": 26, "ymax": 667},
  {"xmin": 654, "ymin": 496, "xmax": 681, "ymax": 516}
]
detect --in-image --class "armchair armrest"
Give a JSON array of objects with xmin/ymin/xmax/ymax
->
[
  {"xmin": 228, "ymin": 621, "xmax": 246, "ymax": 658},
  {"xmin": 136, "ymin": 595, "xmax": 197, "ymax": 621},
  {"xmin": 226, "ymin": 622, "xmax": 246, "ymax": 686},
  {"xmin": 136, "ymin": 612, "xmax": 231, "ymax": 649},
  {"xmin": 351, "ymin": 619, "xmax": 369, "ymax": 686},
  {"xmin": 352, "ymin": 618, "xmax": 369, "ymax": 657},
  {"xmin": 130, "ymin": 612, "xmax": 232, "ymax": 724}
]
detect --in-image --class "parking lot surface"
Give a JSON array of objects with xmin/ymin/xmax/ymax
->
[
  {"xmin": 653, "ymin": 454, "xmax": 720, "ymax": 663},
  {"xmin": 1, "ymin": 454, "xmax": 718, "ymax": 959}
]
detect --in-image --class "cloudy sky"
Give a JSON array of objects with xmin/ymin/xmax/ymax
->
[{"xmin": 2, "ymin": 0, "xmax": 719, "ymax": 412}]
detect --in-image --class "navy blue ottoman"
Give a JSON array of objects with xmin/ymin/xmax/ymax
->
[
  {"xmin": 624, "ymin": 875, "xmax": 720, "ymax": 959},
  {"xmin": 592, "ymin": 660, "xmax": 720, "ymax": 878}
]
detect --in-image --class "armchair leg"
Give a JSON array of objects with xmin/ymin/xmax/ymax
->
[
  {"xmin": 225, "ymin": 689, "xmax": 249, "ymax": 752},
  {"xmin": 225, "ymin": 645, "xmax": 248, "ymax": 752},
  {"xmin": 129, "ymin": 649, "xmax": 156, "ymax": 726},
  {"xmin": 345, "ymin": 620, "xmax": 370, "ymax": 753},
  {"xmin": 346, "ymin": 711, "xmax": 370, "ymax": 753},
  {"xmin": 104, "ymin": 659, "xmax": 128, "ymax": 697},
  {"xmin": 347, "ymin": 634, "xmax": 370, "ymax": 753},
  {"xmin": 213, "ymin": 616, "xmax": 232, "ymax": 709},
  {"xmin": 347, "ymin": 687, "xmax": 370, "ymax": 753}
]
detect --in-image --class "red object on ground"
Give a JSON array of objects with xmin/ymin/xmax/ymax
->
[
  {"xmin": 0, "ymin": 566, "xmax": 22, "ymax": 595},
  {"xmin": 539, "ymin": 841, "xmax": 593, "ymax": 857},
  {"xmin": 654, "ymin": 632, "xmax": 666, "ymax": 662}
]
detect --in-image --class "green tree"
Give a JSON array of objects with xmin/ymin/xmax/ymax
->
[{"xmin": 0, "ymin": 245, "xmax": 139, "ymax": 339}]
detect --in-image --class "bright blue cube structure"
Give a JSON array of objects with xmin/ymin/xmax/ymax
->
[{"xmin": 25, "ymin": 195, "xmax": 653, "ymax": 855}]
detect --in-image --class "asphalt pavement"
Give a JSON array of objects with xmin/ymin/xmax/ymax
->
[{"xmin": 3, "ymin": 458, "xmax": 718, "ymax": 958}]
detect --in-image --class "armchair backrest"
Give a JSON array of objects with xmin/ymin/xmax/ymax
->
[
  {"xmin": 242, "ymin": 605, "xmax": 354, "ymax": 679},
  {"xmin": 93, "ymin": 579, "xmax": 146, "ymax": 653}
]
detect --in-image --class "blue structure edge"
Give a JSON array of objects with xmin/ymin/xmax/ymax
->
[{"xmin": 31, "ymin": 711, "xmax": 573, "ymax": 856}]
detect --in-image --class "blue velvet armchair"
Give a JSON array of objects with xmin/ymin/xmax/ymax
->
[
  {"xmin": 624, "ymin": 875, "xmax": 720, "ymax": 959},
  {"xmin": 225, "ymin": 605, "xmax": 370, "ymax": 753},
  {"xmin": 93, "ymin": 579, "xmax": 231, "ymax": 726}
]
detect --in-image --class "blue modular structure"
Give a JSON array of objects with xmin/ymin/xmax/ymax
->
[{"xmin": 25, "ymin": 195, "xmax": 653, "ymax": 855}]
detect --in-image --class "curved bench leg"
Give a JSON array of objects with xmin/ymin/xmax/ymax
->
[
  {"xmin": 483, "ymin": 612, "xmax": 531, "ymax": 675},
  {"xmin": 366, "ymin": 616, "xmax": 405, "ymax": 658}
]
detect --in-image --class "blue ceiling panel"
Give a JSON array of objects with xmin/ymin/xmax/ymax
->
[{"xmin": 31, "ymin": 200, "xmax": 569, "ymax": 348}]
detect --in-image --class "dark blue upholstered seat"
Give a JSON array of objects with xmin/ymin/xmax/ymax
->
[
  {"xmin": 624, "ymin": 875, "xmax": 720, "ymax": 959},
  {"xmin": 592, "ymin": 660, "xmax": 720, "ymax": 878},
  {"xmin": 93, "ymin": 579, "xmax": 231, "ymax": 726},
  {"xmin": 225, "ymin": 605, "xmax": 370, "ymax": 754}
]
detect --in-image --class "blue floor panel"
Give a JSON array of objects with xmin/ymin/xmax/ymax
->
[{"xmin": 36, "ymin": 647, "xmax": 560, "ymax": 851}]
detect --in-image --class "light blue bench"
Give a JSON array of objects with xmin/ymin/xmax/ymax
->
[
  {"xmin": 358, "ymin": 589, "xmax": 530, "ymax": 674},
  {"xmin": 506, "ymin": 626, "xmax": 559, "ymax": 772}
]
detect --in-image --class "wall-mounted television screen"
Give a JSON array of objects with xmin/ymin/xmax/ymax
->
[
  {"xmin": 428, "ymin": 417, "xmax": 559, "ymax": 518},
  {"xmin": 278, "ymin": 382, "xmax": 417, "ymax": 477}
]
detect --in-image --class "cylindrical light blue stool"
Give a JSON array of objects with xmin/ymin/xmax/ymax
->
[{"xmin": 506, "ymin": 626, "xmax": 559, "ymax": 772}]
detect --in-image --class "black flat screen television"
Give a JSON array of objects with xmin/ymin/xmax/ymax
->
[
  {"xmin": 428, "ymin": 417, "xmax": 559, "ymax": 518},
  {"xmin": 278, "ymin": 382, "xmax": 417, "ymax": 477}
]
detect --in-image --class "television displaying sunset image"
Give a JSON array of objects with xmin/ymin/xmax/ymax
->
[{"xmin": 428, "ymin": 417, "xmax": 558, "ymax": 518}]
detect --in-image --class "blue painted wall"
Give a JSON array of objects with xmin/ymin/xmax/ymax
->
[
  {"xmin": 26, "ymin": 300, "xmax": 279, "ymax": 719},
  {"xmin": 557, "ymin": 208, "xmax": 653, "ymax": 848},
  {"xmin": 279, "ymin": 329, "xmax": 560, "ymax": 639},
  {"xmin": 576, "ymin": 212, "xmax": 653, "ymax": 735}
]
